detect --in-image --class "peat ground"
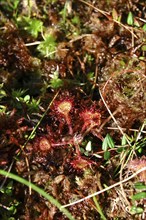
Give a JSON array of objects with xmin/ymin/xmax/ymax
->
[{"xmin": 0, "ymin": 0, "xmax": 146, "ymax": 219}]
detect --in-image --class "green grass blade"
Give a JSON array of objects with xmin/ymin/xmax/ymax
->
[
  {"xmin": 93, "ymin": 196, "xmax": 107, "ymax": 220},
  {"xmin": 0, "ymin": 169, "xmax": 75, "ymax": 220}
]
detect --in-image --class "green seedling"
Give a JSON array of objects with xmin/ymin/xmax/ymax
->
[
  {"xmin": 112, "ymin": 8, "xmax": 121, "ymax": 22},
  {"xmin": 49, "ymin": 67, "xmax": 64, "ymax": 89},
  {"xmin": 0, "ymin": 181, "xmax": 20, "ymax": 219},
  {"xmin": 17, "ymin": 16, "xmax": 43, "ymax": 38},
  {"xmin": 130, "ymin": 206, "xmax": 144, "ymax": 215},
  {"xmin": 130, "ymin": 182, "xmax": 146, "ymax": 215},
  {"xmin": 11, "ymin": 89, "xmax": 40, "ymax": 112},
  {"xmin": 127, "ymin": 12, "xmax": 134, "ymax": 26},
  {"xmin": 71, "ymin": 16, "xmax": 80, "ymax": 25},
  {"xmin": 102, "ymin": 134, "xmax": 115, "ymax": 160},
  {"xmin": 37, "ymin": 34, "xmax": 57, "ymax": 58}
]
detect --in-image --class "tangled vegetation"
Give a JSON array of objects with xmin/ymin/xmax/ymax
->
[{"xmin": 0, "ymin": 0, "xmax": 146, "ymax": 219}]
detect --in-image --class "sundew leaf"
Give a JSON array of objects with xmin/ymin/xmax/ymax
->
[{"xmin": 127, "ymin": 12, "xmax": 134, "ymax": 26}]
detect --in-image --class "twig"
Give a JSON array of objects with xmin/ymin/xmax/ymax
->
[
  {"xmin": 105, "ymin": 126, "xmax": 146, "ymax": 134},
  {"xmin": 25, "ymin": 41, "xmax": 41, "ymax": 46}
]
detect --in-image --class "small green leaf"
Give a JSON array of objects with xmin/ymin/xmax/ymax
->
[
  {"xmin": 0, "ymin": 105, "xmax": 7, "ymax": 113},
  {"xmin": 104, "ymin": 151, "xmax": 110, "ymax": 160},
  {"xmin": 102, "ymin": 137, "xmax": 108, "ymax": 151},
  {"xmin": 12, "ymin": 0, "xmax": 20, "ymax": 10},
  {"xmin": 130, "ymin": 206, "xmax": 144, "ymax": 214},
  {"xmin": 12, "ymin": 89, "xmax": 28, "ymax": 100},
  {"xmin": 138, "ymin": 148, "xmax": 142, "ymax": 153},
  {"xmin": 49, "ymin": 67, "xmax": 64, "ymax": 89},
  {"xmin": 25, "ymin": 19, "xmax": 43, "ymax": 38},
  {"xmin": 134, "ymin": 182, "xmax": 146, "ymax": 190},
  {"xmin": 127, "ymin": 12, "xmax": 134, "ymax": 26},
  {"xmin": 37, "ymin": 35, "xmax": 57, "ymax": 58},
  {"xmin": 87, "ymin": 72, "xmax": 94, "ymax": 80},
  {"xmin": 71, "ymin": 16, "xmax": 80, "ymax": 25},
  {"xmin": 139, "ymin": 56, "xmax": 145, "ymax": 61},
  {"xmin": 0, "ymin": 181, "xmax": 13, "ymax": 196},
  {"xmin": 8, "ymin": 205, "xmax": 17, "ymax": 214},
  {"xmin": 50, "ymin": 78, "xmax": 64, "ymax": 89},
  {"xmin": 27, "ymin": 98, "xmax": 41, "ymax": 112},
  {"xmin": 0, "ymin": 84, "xmax": 7, "ymax": 98},
  {"xmin": 121, "ymin": 134, "xmax": 127, "ymax": 146},
  {"xmin": 107, "ymin": 134, "xmax": 115, "ymax": 148},
  {"xmin": 134, "ymin": 19, "xmax": 140, "ymax": 27},
  {"xmin": 102, "ymin": 134, "xmax": 115, "ymax": 151},
  {"xmin": 132, "ymin": 192, "xmax": 146, "ymax": 200},
  {"xmin": 142, "ymin": 24, "xmax": 146, "ymax": 31},
  {"xmin": 141, "ymin": 45, "xmax": 146, "ymax": 51},
  {"xmin": 17, "ymin": 16, "xmax": 43, "ymax": 38},
  {"xmin": 85, "ymin": 141, "xmax": 92, "ymax": 152},
  {"xmin": 24, "ymin": 95, "xmax": 30, "ymax": 103},
  {"xmin": 112, "ymin": 8, "xmax": 118, "ymax": 21},
  {"xmin": 117, "ymin": 147, "xmax": 124, "ymax": 153}
]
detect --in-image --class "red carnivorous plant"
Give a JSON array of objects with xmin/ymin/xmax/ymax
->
[{"xmin": 33, "ymin": 90, "xmax": 101, "ymax": 170}]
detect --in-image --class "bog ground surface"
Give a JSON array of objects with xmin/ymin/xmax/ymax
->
[{"xmin": 0, "ymin": 1, "xmax": 146, "ymax": 219}]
